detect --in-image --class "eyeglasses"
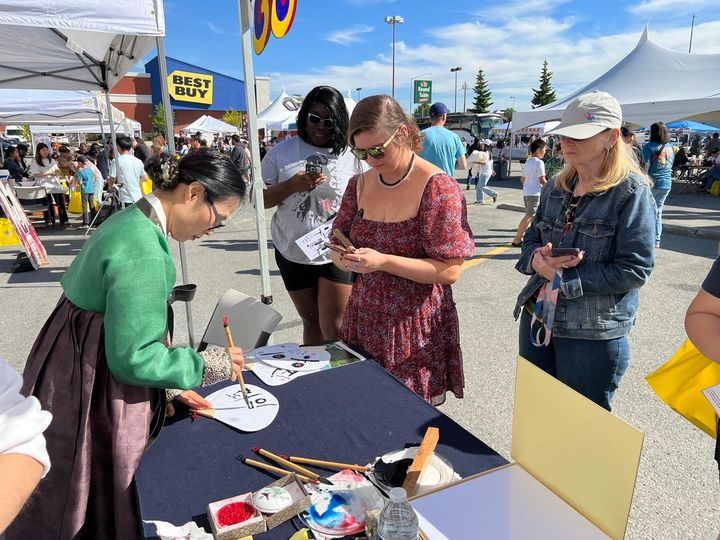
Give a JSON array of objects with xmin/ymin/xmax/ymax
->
[
  {"xmin": 205, "ymin": 194, "xmax": 225, "ymax": 230},
  {"xmin": 307, "ymin": 113, "xmax": 335, "ymax": 129},
  {"xmin": 351, "ymin": 128, "xmax": 400, "ymax": 160}
]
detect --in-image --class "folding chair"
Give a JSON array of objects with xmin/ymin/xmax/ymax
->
[
  {"xmin": 197, "ymin": 289, "xmax": 282, "ymax": 353},
  {"xmin": 14, "ymin": 185, "xmax": 53, "ymax": 228}
]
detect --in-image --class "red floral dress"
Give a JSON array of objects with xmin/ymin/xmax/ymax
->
[{"xmin": 334, "ymin": 172, "xmax": 474, "ymax": 403}]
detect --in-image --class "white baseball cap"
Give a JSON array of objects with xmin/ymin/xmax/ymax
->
[{"xmin": 546, "ymin": 91, "xmax": 622, "ymax": 140}]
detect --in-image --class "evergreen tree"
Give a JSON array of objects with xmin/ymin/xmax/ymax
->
[
  {"xmin": 151, "ymin": 104, "xmax": 175, "ymax": 136},
  {"xmin": 468, "ymin": 68, "xmax": 493, "ymax": 113},
  {"xmin": 413, "ymin": 103, "xmax": 430, "ymax": 117},
  {"xmin": 531, "ymin": 60, "xmax": 557, "ymax": 109}
]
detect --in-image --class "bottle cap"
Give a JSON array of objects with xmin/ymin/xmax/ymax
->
[{"xmin": 389, "ymin": 487, "xmax": 408, "ymax": 503}]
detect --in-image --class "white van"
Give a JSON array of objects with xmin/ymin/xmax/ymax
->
[{"xmin": 3, "ymin": 125, "xmax": 27, "ymax": 144}]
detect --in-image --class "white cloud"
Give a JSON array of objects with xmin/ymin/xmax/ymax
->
[
  {"xmin": 267, "ymin": 15, "xmax": 720, "ymax": 112},
  {"xmin": 628, "ymin": 0, "xmax": 715, "ymax": 15},
  {"xmin": 325, "ymin": 24, "xmax": 375, "ymax": 46},
  {"xmin": 204, "ymin": 21, "xmax": 238, "ymax": 37}
]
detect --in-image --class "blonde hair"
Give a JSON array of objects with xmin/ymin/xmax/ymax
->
[
  {"xmin": 555, "ymin": 131, "xmax": 651, "ymax": 193},
  {"xmin": 348, "ymin": 95, "xmax": 422, "ymax": 153}
]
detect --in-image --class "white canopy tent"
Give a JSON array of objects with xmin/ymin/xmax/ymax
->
[
  {"xmin": 181, "ymin": 115, "xmax": 238, "ymax": 134},
  {"xmin": 266, "ymin": 111, "xmax": 298, "ymax": 131},
  {"xmin": 30, "ymin": 118, "xmax": 142, "ymax": 136},
  {"xmin": 490, "ymin": 121, "xmax": 559, "ymax": 136},
  {"xmin": 0, "ymin": 1, "xmax": 203, "ymax": 345},
  {"xmin": 0, "ymin": 89, "xmax": 102, "ymax": 123},
  {"xmin": 344, "ymin": 90, "xmax": 357, "ymax": 115},
  {"xmin": 513, "ymin": 27, "xmax": 720, "ymax": 130}
]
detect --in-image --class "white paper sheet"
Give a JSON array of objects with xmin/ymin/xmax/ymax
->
[
  {"xmin": 201, "ymin": 384, "xmax": 279, "ymax": 432},
  {"xmin": 294, "ymin": 218, "xmax": 335, "ymax": 261},
  {"xmin": 702, "ymin": 383, "xmax": 720, "ymax": 416}
]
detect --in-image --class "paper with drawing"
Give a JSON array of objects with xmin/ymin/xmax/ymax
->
[{"xmin": 199, "ymin": 384, "xmax": 279, "ymax": 432}]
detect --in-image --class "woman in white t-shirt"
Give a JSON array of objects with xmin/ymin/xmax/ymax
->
[
  {"xmin": 261, "ymin": 86, "xmax": 361, "ymax": 344},
  {"xmin": 512, "ymin": 139, "xmax": 547, "ymax": 246},
  {"xmin": 29, "ymin": 143, "xmax": 69, "ymax": 225},
  {"xmin": 467, "ymin": 143, "xmax": 498, "ymax": 205}
]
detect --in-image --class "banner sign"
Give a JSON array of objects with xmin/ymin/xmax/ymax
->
[
  {"xmin": 414, "ymin": 80, "xmax": 432, "ymax": 104},
  {"xmin": 168, "ymin": 70, "xmax": 214, "ymax": 105}
]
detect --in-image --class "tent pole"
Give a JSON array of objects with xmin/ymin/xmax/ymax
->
[
  {"xmin": 507, "ymin": 130, "xmax": 513, "ymax": 181},
  {"xmin": 103, "ymin": 90, "xmax": 121, "ymax": 179},
  {"xmin": 237, "ymin": 0, "xmax": 272, "ymax": 305},
  {"xmin": 156, "ymin": 36, "xmax": 196, "ymax": 348}
]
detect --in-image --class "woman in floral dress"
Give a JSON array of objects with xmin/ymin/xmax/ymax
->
[{"xmin": 331, "ymin": 95, "xmax": 474, "ymax": 405}]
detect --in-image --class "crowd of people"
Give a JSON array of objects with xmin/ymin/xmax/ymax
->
[{"xmin": 1, "ymin": 87, "xmax": 719, "ymax": 538}]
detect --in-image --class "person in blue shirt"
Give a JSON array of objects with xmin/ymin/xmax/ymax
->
[
  {"xmin": 642, "ymin": 122, "xmax": 674, "ymax": 248},
  {"xmin": 74, "ymin": 155, "xmax": 96, "ymax": 227},
  {"xmin": 420, "ymin": 102, "xmax": 467, "ymax": 178}
]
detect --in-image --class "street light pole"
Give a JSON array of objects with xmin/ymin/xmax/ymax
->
[
  {"xmin": 450, "ymin": 66, "xmax": 462, "ymax": 112},
  {"xmin": 355, "ymin": 87, "xmax": 363, "ymax": 100},
  {"xmin": 385, "ymin": 15, "xmax": 404, "ymax": 98},
  {"xmin": 461, "ymin": 81, "xmax": 469, "ymax": 113},
  {"xmin": 409, "ymin": 71, "xmax": 431, "ymax": 113}
]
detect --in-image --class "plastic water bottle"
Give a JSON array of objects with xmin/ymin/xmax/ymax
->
[{"xmin": 378, "ymin": 487, "xmax": 419, "ymax": 540}]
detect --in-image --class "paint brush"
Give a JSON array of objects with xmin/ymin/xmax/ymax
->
[
  {"xmin": 279, "ymin": 453, "xmax": 370, "ymax": 473},
  {"xmin": 252, "ymin": 447, "xmax": 333, "ymax": 486},
  {"xmin": 223, "ymin": 314, "xmax": 249, "ymax": 408},
  {"xmin": 236, "ymin": 454, "xmax": 318, "ymax": 485}
]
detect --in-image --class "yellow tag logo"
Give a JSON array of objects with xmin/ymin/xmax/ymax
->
[{"xmin": 168, "ymin": 70, "xmax": 213, "ymax": 105}]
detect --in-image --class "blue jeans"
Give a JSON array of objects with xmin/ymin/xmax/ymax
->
[
  {"xmin": 475, "ymin": 174, "xmax": 498, "ymax": 203},
  {"xmin": 519, "ymin": 310, "xmax": 630, "ymax": 410},
  {"xmin": 651, "ymin": 188, "xmax": 670, "ymax": 247}
]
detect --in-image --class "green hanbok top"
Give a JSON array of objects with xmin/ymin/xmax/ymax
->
[{"xmin": 61, "ymin": 203, "xmax": 204, "ymax": 389}]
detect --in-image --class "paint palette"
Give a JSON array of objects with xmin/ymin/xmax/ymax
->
[
  {"xmin": 300, "ymin": 470, "xmax": 385, "ymax": 536},
  {"xmin": 372, "ymin": 447, "xmax": 455, "ymax": 495}
]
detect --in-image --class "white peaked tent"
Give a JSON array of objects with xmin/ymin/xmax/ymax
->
[
  {"xmin": 513, "ymin": 26, "xmax": 720, "ymax": 130},
  {"xmin": 182, "ymin": 115, "xmax": 239, "ymax": 134},
  {"xmin": 267, "ymin": 111, "xmax": 298, "ymax": 131},
  {"xmin": 0, "ymin": 89, "xmax": 102, "ymax": 122},
  {"xmin": 257, "ymin": 88, "xmax": 292, "ymax": 127},
  {"xmin": 344, "ymin": 90, "xmax": 357, "ymax": 115}
]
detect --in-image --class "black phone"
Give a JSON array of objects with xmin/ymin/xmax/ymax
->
[{"xmin": 550, "ymin": 247, "xmax": 580, "ymax": 257}]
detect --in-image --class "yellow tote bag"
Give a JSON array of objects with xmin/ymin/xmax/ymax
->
[
  {"xmin": 646, "ymin": 338, "xmax": 720, "ymax": 438},
  {"xmin": 68, "ymin": 189, "xmax": 83, "ymax": 214},
  {"xmin": 0, "ymin": 217, "xmax": 20, "ymax": 246},
  {"xmin": 142, "ymin": 178, "xmax": 154, "ymax": 196}
]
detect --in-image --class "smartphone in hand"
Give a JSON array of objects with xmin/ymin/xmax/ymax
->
[
  {"xmin": 550, "ymin": 247, "xmax": 580, "ymax": 257},
  {"xmin": 332, "ymin": 229, "xmax": 354, "ymax": 250},
  {"xmin": 323, "ymin": 242, "xmax": 347, "ymax": 254}
]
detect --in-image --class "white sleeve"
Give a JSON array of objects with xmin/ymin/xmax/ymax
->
[
  {"xmin": 260, "ymin": 145, "xmax": 280, "ymax": 185},
  {"xmin": 538, "ymin": 159, "xmax": 546, "ymax": 177},
  {"xmin": 0, "ymin": 360, "xmax": 52, "ymax": 477},
  {"xmin": 109, "ymin": 159, "xmax": 116, "ymax": 178}
]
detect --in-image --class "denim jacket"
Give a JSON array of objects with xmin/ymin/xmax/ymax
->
[{"xmin": 513, "ymin": 172, "xmax": 656, "ymax": 339}]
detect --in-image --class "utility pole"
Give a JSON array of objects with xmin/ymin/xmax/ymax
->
[
  {"xmin": 385, "ymin": 16, "xmax": 404, "ymax": 98},
  {"xmin": 689, "ymin": 14, "xmax": 696, "ymax": 53},
  {"xmin": 450, "ymin": 66, "xmax": 462, "ymax": 112},
  {"xmin": 461, "ymin": 81, "xmax": 469, "ymax": 113}
]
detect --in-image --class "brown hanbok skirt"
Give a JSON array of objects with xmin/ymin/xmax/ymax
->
[{"xmin": 5, "ymin": 295, "xmax": 164, "ymax": 540}]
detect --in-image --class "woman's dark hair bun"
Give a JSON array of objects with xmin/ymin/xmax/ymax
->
[{"xmin": 145, "ymin": 148, "xmax": 247, "ymax": 203}]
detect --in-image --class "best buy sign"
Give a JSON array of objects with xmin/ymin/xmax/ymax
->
[{"xmin": 168, "ymin": 70, "xmax": 214, "ymax": 105}]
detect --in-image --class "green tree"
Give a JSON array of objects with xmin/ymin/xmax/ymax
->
[
  {"xmin": 503, "ymin": 107, "xmax": 514, "ymax": 123},
  {"xmin": 20, "ymin": 124, "xmax": 31, "ymax": 143},
  {"xmin": 467, "ymin": 68, "xmax": 493, "ymax": 113},
  {"xmin": 150, "ymin": 103, "xmax": 175, "ymax": 136},
  {"xmin": 413, "ymin": 103, "xmax": 430, "ymax": 117},
  {"xmin": 531, "ymin": 59, "xmax": 557, "ymax": 109},
  {"xmin": 223, "ymin": 109, "xmax": 244, "ymax": 131}
]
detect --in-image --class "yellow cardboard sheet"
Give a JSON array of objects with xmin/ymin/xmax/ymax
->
[{"xmin": 511, "ymin": 357, "xmax": 644, "ymax": 540}]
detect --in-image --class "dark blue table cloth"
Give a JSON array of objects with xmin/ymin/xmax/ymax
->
[{"xmin": 136, "ymin": 360, "xmax": 507, "ymax": 539}]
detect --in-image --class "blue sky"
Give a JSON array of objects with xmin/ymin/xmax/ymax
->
[{"xmin": 155, "ymin": 0, "xmax": 719, "ymax": 113}]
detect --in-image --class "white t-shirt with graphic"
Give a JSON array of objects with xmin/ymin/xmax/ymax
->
[
  {"xmin": 522, "ymin": 156, "xmax": 546, "ymax": 196},
  {"xmin": 261, "ymin": 136, "xmax": 361, "ymax": 265}
]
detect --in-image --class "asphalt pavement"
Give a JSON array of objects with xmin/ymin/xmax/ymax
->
[{"xmin": 1, "ymin": 168, "xmax": 719, "ymax": 538}]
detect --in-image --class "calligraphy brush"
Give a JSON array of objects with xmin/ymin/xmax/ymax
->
[
  {"xmin": 252, "ymin": 447, "xmax": 333, "ymax": 486},
  {"xmin": 236, "ymin": 454, "xmax": 318, "ymax": 485},
  {"xmin": 223, "ymin": 314, "xmax": 249, "ymax": 408},
  {"xmin": 279, "ymin": 453, "xmax": 370, "ymax": 473}
]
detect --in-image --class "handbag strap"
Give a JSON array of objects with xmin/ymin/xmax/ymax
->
[{"xmin": 530, "ymin": 270, "xmax": 562, "ymax": 347}]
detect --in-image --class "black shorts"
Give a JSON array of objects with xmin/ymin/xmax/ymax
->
[{"xmin": 274, "ymin": 249, "xmax": 353, "ymax": 291}]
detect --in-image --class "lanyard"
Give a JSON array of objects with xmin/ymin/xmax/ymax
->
[{"xmin": 530, "ymin": 269, "xmax": 562, "ymax": 347}]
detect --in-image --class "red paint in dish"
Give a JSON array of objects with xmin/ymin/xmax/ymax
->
[{"xmin": 216, "ymin": 501, "xmax": 254, "ymax": 527}]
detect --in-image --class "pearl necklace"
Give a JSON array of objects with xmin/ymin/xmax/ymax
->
[{"xmin": 378, "ymin": 154, "xmax": 415, "ymax": 188}]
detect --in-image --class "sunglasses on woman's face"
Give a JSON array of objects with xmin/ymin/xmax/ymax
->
[
  {"xmin": 351, "ymin": 128, "xmax": 400, "ymax": 161},
  {"xmin": 307, "ymin": 112, "xmax": 335, "ymax": 129}
]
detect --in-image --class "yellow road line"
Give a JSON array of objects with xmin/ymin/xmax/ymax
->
[{"xmin": 461, "ymin": 244, "xmax": 513, "ymax": 271}]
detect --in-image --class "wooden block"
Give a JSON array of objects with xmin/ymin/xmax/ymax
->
[{"xmin": 402, "ymin": 427, "xmax": 440, "ymax": 496}]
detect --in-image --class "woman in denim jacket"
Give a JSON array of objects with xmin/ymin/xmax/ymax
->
[{"xmin": 514, "ymin": 92, "xmax": 656, "ymax": 411}]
